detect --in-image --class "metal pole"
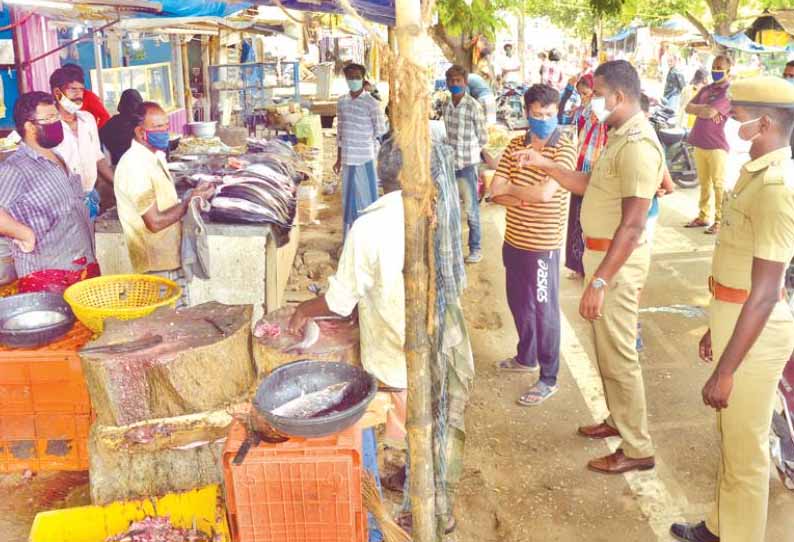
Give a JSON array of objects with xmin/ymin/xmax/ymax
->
[{"xmin": 93, "ymin": 29, "xmax": 105, "ymax": 107}]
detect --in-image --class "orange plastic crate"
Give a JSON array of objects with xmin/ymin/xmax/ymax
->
[
  {"xmin": 0, "ymin": 323, "xmax": 94, "ymax": 472},
  {"xmin": 0, "ymin": 413, "xmax": 91, "ymax": 472},
  {"xmin": 222, "ymin": 421, "xmax": 366, "ymax": 542}
]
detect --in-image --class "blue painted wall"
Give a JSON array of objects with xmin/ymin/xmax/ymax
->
[{"xmin": 0, "ymin": 8, "xmax": 20, "ymax": 130}]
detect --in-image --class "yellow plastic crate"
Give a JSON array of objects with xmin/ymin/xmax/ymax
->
[{"xmin": 29, "ymin": 485, "xmax": 230, "ymax": 542}]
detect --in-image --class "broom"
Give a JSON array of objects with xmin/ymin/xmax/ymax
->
[{"xmin": 361, "ymin": 471, "xmax": 412, "ymax": 542}]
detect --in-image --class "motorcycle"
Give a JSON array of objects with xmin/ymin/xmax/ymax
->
[
  {"xmin": 496, "ymin": 83, "xmax": 529, "ymax": 130},
  {"xmin": 649, "ymin": 105, "xmax": 699, "ymax": 189},
  {"xmin": 770, "ymin": 263, "xmax": 794, "ymax": 490}
]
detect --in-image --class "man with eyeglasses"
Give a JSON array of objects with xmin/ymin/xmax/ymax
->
[
  {"xmin": 0, "ymin": 92, "xmax": 97, "ymax": 293},
  {"xmin": 50, "ymin": 67, "xmax": 114, "ymax": 221}
]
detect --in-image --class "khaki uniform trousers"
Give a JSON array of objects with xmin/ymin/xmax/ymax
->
[
  {"xmin": 583, "ymin": 244, "xmax": 654, "ymax": 458},
  {"xmin": 694, "ymin": 147, "xmax": 728, "ymax": 224},
  {"xmin": 705, "ymin": 299, "xmax": 794, "ymax": 542}
]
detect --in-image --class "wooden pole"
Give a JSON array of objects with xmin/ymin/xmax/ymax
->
[
  {"xmin": 93, "ymin": 30, "xmax": 106, "ymax": 106},
  {"xmin": 517, "ymin": 8, "xmax": 526, "ymax": 83},
  {"xmin": 201, "ymin": 36, "xmax": 211, "ymax": 122},
  {"xmin": 394, "ymin": 0, "xmax": 435, "ymax": 539},
  {"xmin": 387, "ymin": 26, "xmax": 396, "ymax": 125},
  {"xmin": 180, "ymin": 39, "xmax": 193, "ymax": 122},
  {"xmin": 11, "ymin": 9, "xmax": 27, "ymax": 95}
]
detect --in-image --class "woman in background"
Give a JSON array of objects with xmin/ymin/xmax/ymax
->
[
  {"xmin": 677, "ymin": 68, "xmax": 708, "ymax": 128},
  {"xmin": 564, "ymin": 73, "xmax": 608, "ymax": 279},
  {"xmin": 100, "ymin": 89, "xmax": 143, "ymax": 166}
]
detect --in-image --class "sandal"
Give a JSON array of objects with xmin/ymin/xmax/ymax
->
[
  {"xmin": 517, "ymin": 382, "xmax": 559, "ymax": 406},
  {"xmin": 684, "ymin": 218, "xmax": 710, "ymax": 228},
  {"xmin": 495, "ymin": 357, "xmax": 539, "ymax": 373},
  {"xmin": 705, "ymin": 223, "xmax": 721, "ymax": 235},
  {"xmin": 395, "ymin": 513, "xmax": 457, "ymax": 535}
]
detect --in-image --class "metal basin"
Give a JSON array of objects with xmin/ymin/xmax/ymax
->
[
  {"xmin": 187, "ymin": 121, "xmax": 218, "ymax": 138},
  {"xmin": 254, "ymin": 360, "xmax": 377, "ymax": 438},
  {"xmin": 0, "ymin": 292, "xmax": 76, "ymax": 348}
]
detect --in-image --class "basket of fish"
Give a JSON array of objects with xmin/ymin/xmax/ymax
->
[
  {"xmin": 0, "ymin": 292, "xmax": 76, "ymax": 348},
  {"xmin": 253, "ymin": 360, "xmax": 377, "ymax": 438}
]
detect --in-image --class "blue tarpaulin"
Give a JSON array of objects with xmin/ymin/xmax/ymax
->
[
  {"xmin": 604, "ymin": 27, "xmax": 636, "ymax": 43},
  {"xmin": 252, "ymin": 0, "xmax": 395, "ymax": 26},
  {"xmin": 712, "ymin": 32, "xmax": 785, "ymax": 54},
  {"xmin": 152, "ymin": 0, "xmax": 251, "ymax": 18}
]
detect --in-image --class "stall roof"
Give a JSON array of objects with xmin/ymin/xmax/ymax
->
[
  {"xmin": 604, "ymin": 27, "xmax": 636, "ymax": 43},
  {"xmin": 250, "ymin": 0, "xmax": 394, "ymax": 27},
  {"xmin": 713, "ymin": 31, "xmax": 785, "ymax": 53}
]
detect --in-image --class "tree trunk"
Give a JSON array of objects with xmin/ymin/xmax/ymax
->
[
  {"xmin": 395, "ymin": 0, "xmax": 436, "ymax": 539},
  {"xmin": 684, "ymin": 10, "xmax": 714, "ymax": 46},
  {"xmin": 429, "ymin": 22, "xmax": 471, "ymax": 69},
  {"xmin": 517, "ymin": 9, "xmax": 526, "ymax": 83}
]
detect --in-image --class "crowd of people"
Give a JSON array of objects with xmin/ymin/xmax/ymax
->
[{"xmin": 303, "ymin": 48, "xmax": 794, "ymax": 542}]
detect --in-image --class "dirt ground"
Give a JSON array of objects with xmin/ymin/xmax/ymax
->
[{"xmin": 3, "ymin": 131, "xmax": 794, "ymax": 541}]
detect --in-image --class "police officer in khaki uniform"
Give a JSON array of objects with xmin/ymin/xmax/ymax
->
[
  {"xmin": 516, "ymin": 60, "xmax": 664, "ymax": 473},
  {"xmin": 671, "ymin": 78, "xmax": 794, "ymax": 542}
]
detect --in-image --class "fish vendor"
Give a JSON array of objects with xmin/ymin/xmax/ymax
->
[
  {"xmin": 0, "ymin": 91, "xmax": 98, "ymax": 293},
  {"xmin": 333, "ymin": 62, "xmax": 387, "ymax": 237},
  {"xmin": 290, "ymin": 122, "xmax": 473, "ymax": 534},
  {"xmin": 114, "ymin": 101, "xmax": 214, "ymax": 305}
]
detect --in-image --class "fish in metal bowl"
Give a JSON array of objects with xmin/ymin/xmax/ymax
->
[
  {"xmin": 254, "ymin": 360, "xmax": 378, "ymax": 438},
  {"xmin": 0, "ymin": 292, "xmax": 76, "ymax": 348}
]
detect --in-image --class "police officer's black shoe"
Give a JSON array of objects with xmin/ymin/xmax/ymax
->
[{"xmin": 670, "ymin": 521, "xmax": 719, "ymax": 542}]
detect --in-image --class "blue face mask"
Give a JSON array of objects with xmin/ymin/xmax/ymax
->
[
  {"xmin": 528, "ymin": 116, "xmax": 558, "ymax": 140},
  {"xmin": 711, "ymin": 70, "xmax": 725, "ymax": 82},
  {"xmin": 145, "ymin": 130, "xmax": 170, "ymax": 151},
  {"xmin": 449, "ymin": 85, "xmax": 464, "ymax": 95},
  {"xmin": 786, "ymin": 76, "xmax": 794, "ymax": 86}
]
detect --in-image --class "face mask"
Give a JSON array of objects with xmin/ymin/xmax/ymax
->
[
  {"xmin": 449, "ymin": 85, "xmax": 464, "ymax": 95},
  {"xmin": 590, "ymin": 96, "xmax": 612, "ymax": 123},
  {"xmin": 36, "ymin": 121, "xmax": 64, "ymax": 149},
  {"xmin": 785, "ymin": 76, "xmax": 794, "ymax": 86},
  {"xmin": 528, "ymin": 116, "xmax": 558, "ymax": 140},
  {"xmin": 347, "ymin": 79, "xmax": 363, "ymax": 92},
  {"xmin": 59, "ymin": 95, "xmax": 82, "ymax": 115},
  {"xmin": 737, "ymin": 117, "xmax": 762, "ymax": 142},
  {"xmin": 145, "ymin": 129, "xmax": 170, "ymax": 151},
  {"xmin": 711, "ymin": 70, "xmax": 726, "ymax": 82}
]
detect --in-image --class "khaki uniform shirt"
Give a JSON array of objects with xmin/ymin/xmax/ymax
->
[
  {"xmin": 114, "ymin": 140, "xmax": 181, "ymax": 273},
  {"xmin": 580, "ymin": 111, "xmax": 664, "ymax": 245},
  {"xmin": 713, "ymin": 146, "xmax": 794, "ymax": 291}
]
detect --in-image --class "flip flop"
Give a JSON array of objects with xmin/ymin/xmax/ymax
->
[
  {"xmin": 684, "ymin": 218, "xmax": 710, "ymax": 228},
  {"xmin": 517, "ymin": 382, "xmax": 559, "ymax": 406},
  {"xmin": 495, "ymin": 357, "xmax": 539, "ymax": 373},
  {"xmin": 704, "ymin": 223, "xmax": 721, "ymax": 235}
]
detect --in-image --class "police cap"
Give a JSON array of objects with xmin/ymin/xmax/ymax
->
[{"xmin": 729, "ymin": 76, "xmax": 794, "ymax": 109}]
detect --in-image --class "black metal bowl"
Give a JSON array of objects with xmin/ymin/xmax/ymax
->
[
  {"xmin": 0, "ymin": 292, "xmax": 76, "ymax": 348},
  {"xmin": 254, "ymin": 360, "xmax": 378, "ymax": 438}
]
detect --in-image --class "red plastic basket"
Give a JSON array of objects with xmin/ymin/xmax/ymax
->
[
  {"xmin": 0, "ymin": 323, "xmax": 94, "ymax": 472},
  {"xmin": 222, "ymin": 421, "xmax": 366, "ymax": 542}
]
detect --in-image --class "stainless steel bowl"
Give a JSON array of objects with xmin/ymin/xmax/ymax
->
[
  {"xmin": 187, "ymin": 121, "xmax": 218, "ymax": 138},
  {"xmin": 0, "ymin": 292, "xmax": 76, "ymax": 348}
]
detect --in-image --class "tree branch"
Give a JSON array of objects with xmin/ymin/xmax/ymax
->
[{"xmin": 684, "ymin": 10, "xmax": 713, "ymax": 45}]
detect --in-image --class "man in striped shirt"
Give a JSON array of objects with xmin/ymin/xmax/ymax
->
[
  {"xmin": 444, "ymin": 65, "xmax": 488, "ymax": 263},
  {"xmin": 334, "ymin": 63, "xmax": 387, "ymax": 236},
  {"xmin": 490, "ymin": 84, "xmax": 578, "ymax": 405}
]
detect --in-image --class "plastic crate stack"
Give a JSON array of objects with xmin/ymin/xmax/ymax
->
[
  {"xmin": 223, "ymin": 420, "xmax": 366, "ymax": 542},
  {"xmin": 0, "ymin": 323, "xmax": 94, "ymax": 472}
]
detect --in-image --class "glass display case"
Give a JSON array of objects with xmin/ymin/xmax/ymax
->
[{"xmin": 90, "ymin": 62, "xmax": 176, "ymax": 113}]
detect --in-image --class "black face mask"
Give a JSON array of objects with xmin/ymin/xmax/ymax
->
[{"xmin": 35, "ymin": 121, "xmax": 65, "ymax": 149}]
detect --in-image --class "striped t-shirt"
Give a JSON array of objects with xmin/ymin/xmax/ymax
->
[
  {"xmin": 337, "ymin": 92, "xmax": 387, "ymax": 166},
  {"xmin": 496, "ymin": 132, "xmax": 578, "ymax": 251}
]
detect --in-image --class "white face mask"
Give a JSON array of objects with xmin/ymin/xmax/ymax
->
[
  {"xmin": 590, "ymin": 96, "xmax": 612, "ymax": 123},
  {"xmin": 737, "ymin": 117, "xmax": 762, "ymax": 142},
  {"xmin": 59, "ymin": 95, "xmax": 81, "ymax": 115}
]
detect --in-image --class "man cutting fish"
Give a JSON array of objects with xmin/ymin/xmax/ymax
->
[{"xmin": 114, "ymin": 101, "xmax": 214, "ymax": 305}]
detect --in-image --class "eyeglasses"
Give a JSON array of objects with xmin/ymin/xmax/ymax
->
[{"xmin": 31, "ymin": 116, "xmax": 61, "ymax": 125}]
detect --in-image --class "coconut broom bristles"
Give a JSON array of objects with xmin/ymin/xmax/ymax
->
[{"xmin": 362, "ymin": 471, "xmax": 412, "ymax": 542}]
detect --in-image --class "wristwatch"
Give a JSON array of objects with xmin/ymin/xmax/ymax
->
[{"xmin": 591, "ymin": 277, "xmax": 608, "ymax": 290}]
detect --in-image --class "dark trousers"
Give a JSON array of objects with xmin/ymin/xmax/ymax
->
[{"xmin": 503, "ymin": 243, "xmax": 561, "ymax": 386}]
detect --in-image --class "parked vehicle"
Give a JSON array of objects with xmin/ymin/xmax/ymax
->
[
  {"xmin": 496, "ymin": 83, "xmax": 528, "ymax": 130},
  {"xmin": 649, "ymin": 105, "xmax": 698, "ymax": 189}
]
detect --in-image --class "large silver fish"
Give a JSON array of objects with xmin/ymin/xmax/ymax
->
[
  {"xmin": 285, "ymin": 319, "xmax": 320, "ymax": 353},
  {"xmin": 270, "ymin": 382, "xmax": 351, "ymax": 418}
]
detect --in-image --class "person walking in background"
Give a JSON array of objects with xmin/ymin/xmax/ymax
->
[
  {"xmin": 677, "ymin": 69, "xmax": 708, "ymax": 129},
  {"xmin": 564, "ymin": 73, "xmax": 607, "ymax": 280},
  {"xmin": 663, "ymin": 54, "xmax": 686, "ymax": 111},
  {"xmin": 444, "ymin": 65, "xmax": 488, "ymax": 264},
  {"xmin": 100, "ymin": 89, "xmax": 143, "ymax": 166},
  {"xmin": 670, "ymin": 76, "xmax": 794, "ymax": 542},
  {"xmin": 498, "ymin": 43, "xmax": 522, "ymax": 86},
  {"xmin": 467, "ymin": 72, "xmax": 497, "ymax": 125},
  {"xmin": 541, "ymin": 49, "xmax": 565, "ymax": 91},
  {"xmin": 333, "ymin": 63, "xmax": 387, "ymax": 237},
  {"xmin": 784, "ymin": 60, "xmax": 794, "ymax": 158},
  {"xmin": 684, "ymin": 55, "xmax": 732, "ymax": 235},
  {"xmin": 489, "ymin": 84, "xmax": 578, "ymax": 405}
]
